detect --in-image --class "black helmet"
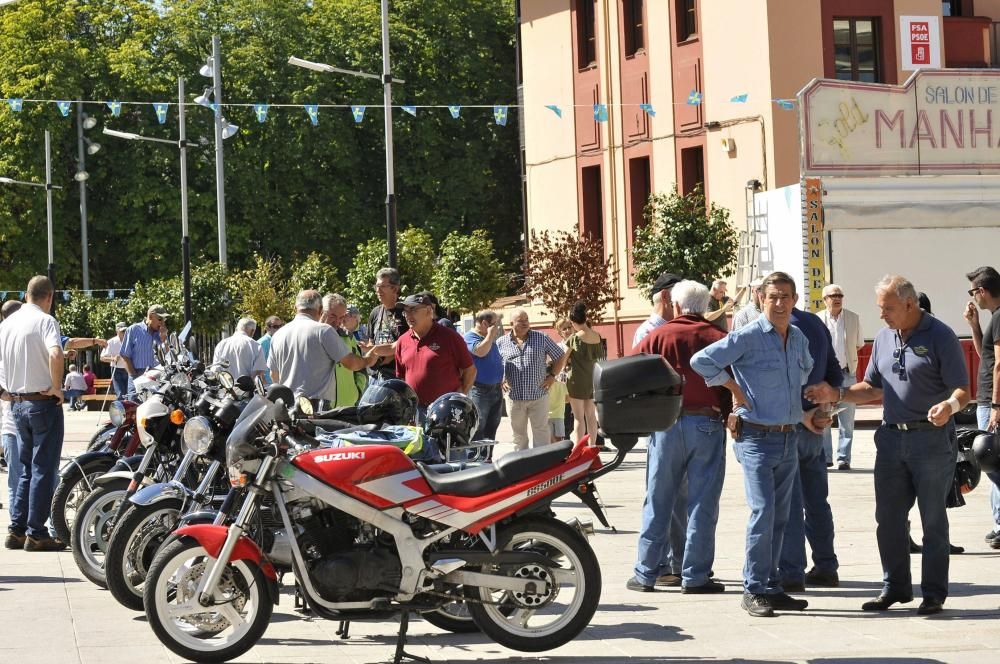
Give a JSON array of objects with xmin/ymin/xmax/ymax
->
[
  {"xmin": 357, "ymin": 379, "xmax": 418, "ymax": 425},
  {"xmin": 424, "ymin": 392, "xmax": 480, "ymax": 446},
  {"xmin": 973, "ymin": 430, "xmax": 1000, "ymax": 473}
]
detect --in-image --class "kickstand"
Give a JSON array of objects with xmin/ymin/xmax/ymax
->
[
  {"xmin": 336, "ymin": 620, "xmax": 351, "ymax": 639},
  {"xmin": 392, "ymin": 612, "xmax": 430, "ymax": 664}
]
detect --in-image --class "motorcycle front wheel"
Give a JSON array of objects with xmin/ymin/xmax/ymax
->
[
  {"xmin": 466, "ymin": 516, "xmax": 601, "ymax": 652},
  {"xmin": 144, "ymin": 537, "xmax": 272, "ymax": 664},
  {"xmin": 50, "ymin": 456, "xmax": 116, "ymax": 544},
  {"xmin": 87, "ymin": 424, "xmax": 117, "ymax": 453},
  {"xmin": 105, "ymin": 498, "xmax": 183, "ymax": 611},
  {"xmin": 70, "ymin": 478, "xmax": 130, "ymax": 587}
]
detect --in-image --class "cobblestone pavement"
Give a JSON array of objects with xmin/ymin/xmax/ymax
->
[{"xmin": 1, "ymin": 408, "xmax": 999, "ymax": 663}]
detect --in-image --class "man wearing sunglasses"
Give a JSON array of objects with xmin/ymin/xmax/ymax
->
[
  {"xmin": 807, "ymin": 275, "xmax": 969, "ymax": 616},
  {"xmin": 818, "ymin": 284, "xmax": 864, "ymax": 470}
]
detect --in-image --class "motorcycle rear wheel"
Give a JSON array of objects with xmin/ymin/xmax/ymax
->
[
  {"xmin": 145, "ymin": 537, "xmax": 272, "ymax": 664},
  {"xmin": 106, "ymin": 498, "xmax": 183, "ymax": 610},
  {"xmin": 50, "ymin": 456, "xmax": 116, "ymax": 544},
  {"xmin": 421, "ymin": 601, "xmax": 480, "ymax": 633},
  {"xmin": 70, "ymin": 478, "xmax": 130, "ymax": 588},
  {"xmin": 466, "ymin": 517, "xmax": 600, "ymax": 652}
]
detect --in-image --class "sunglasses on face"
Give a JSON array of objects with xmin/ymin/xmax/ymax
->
[
  {"xmin": 825, "ymin": 294, "xmax": 844, "ymax": 299},
  {"xmin": 968, "ymin": 288, "xmax": 980, "ymax": 296}
]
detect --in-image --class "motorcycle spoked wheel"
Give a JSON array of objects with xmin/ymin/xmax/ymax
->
[
  {"xmin": 50, "ymin": 457, "xmax": 116, "ymax": 544},
  {"xmin": 144, "ymin": 538, "xmax": 272, "ymax": 664},
  {"xmin": 70, "ymin": 478, "xmax": 131, "ymax": 588},
  {"xmin": 105, "ymin": 498, "xmax": 183, "ymax": 611},
  {"xmin": 466, "ymin": 517, "xmax": 601, "ymax": 652}
]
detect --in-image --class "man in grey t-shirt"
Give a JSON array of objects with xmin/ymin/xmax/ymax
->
[{"xmin": 268, "ymin": 290, "xmax": 379, "ymax": 404}]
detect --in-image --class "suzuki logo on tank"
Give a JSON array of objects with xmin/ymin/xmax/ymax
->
[{"xmin": 800, "ymin": 70, "xmax": 1000, "ymax": 176}]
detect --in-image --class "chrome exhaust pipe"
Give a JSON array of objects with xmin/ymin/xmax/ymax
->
[{"xmin": 565, "ymin": 517, "xmax": 595, "ymax": 540}]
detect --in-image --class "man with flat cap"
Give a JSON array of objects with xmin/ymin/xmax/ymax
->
[
  {"xmin": 121, "ymin": 305, "xmax": 169, "ymax": 389},
  {"xmin": 633, "ymin": 272, "xmax": 683, "ymax": 350}
]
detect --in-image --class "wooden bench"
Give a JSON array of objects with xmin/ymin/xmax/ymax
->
[{"xmin": 81, "ymin": 378, "xmax": 116, "ymax": 411}]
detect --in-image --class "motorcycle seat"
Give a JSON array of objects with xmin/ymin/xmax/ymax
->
[{"xmin": 417, "ymin": 440, "xmax": 574, "ymax": 497}]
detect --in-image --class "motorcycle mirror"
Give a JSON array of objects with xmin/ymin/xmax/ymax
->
[
  {"xmin": 297, "ymin": 396, "xmax": 314, "ymax": 416},
  {"xmin": 169, "ymin": 332, "xmax": 179, "ymax": 355},
  {"xmin": 178, "ymin": 321, "xmax": 192, "ymax": 345},
  {"xmin": 218, "ymin": 371, "xmax": 235, "ymax": 390},
  {"xmin": 254, "ymin": 375, "xmax": 266, "ymax": 395},
  {"xmin": 235, "ymin": 375, "xmax": 254, "ymax": 393}
]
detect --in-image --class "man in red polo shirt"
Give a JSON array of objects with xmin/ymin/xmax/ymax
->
[{"xmin": 395, "ymin": 292, "xmax": 476, "ymax": 423}]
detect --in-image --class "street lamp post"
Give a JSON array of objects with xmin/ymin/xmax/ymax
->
[
  {"xmin": 102, "ymin": 76, "xmax": 194, "ymax": 322},
  {"xmin": 75, "ymin": 102, "xmax": 101, "ymax": 291},
  {"xmin": 211, "ymin": 35, "xmax": 227, "ymax": 267},
  {"xmin": 289, "ymin": 1, "xmax": 404, "ymax": 268}
]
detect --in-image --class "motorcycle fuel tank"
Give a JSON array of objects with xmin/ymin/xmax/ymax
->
[{"xmin": 291, "ymin": 444, "xmax": 432, "ymax": 509}]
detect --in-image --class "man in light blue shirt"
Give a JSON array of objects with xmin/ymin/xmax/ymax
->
[{"xmin": 691, "ymin": 271, "xmax": 814, "ymax": 617}]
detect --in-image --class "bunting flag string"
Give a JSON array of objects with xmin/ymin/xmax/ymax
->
[
  {"xmin": 593, "ymin": 104, "xmax": 608, "ymax": 123},
  {"xmin": 448, "ymin": 105, "xmax": 461, "ymax": 118},
  {"xmin": 253, "ymin": 103, "xmax": 269, "ymax": 123},
  {"xmin": 401, "ymin": 105, "xmax": 416, "ymax": 116},
  {"xmin": 57, "ymin": 101, "xmax": 71, "ymax": 116},
  {"xmin": 639, "ymin": 103, "xmax": 655, "ymax": 117},
  {"xmin": 687, "ymin": 90, "xmax": 703, "ymax": 106},
  {"xmin": 545, "ymin": 104, "xmax": 562, "ymax": 118},
  {"xmin": 106, "ymin": 100, "xmax": 122, "ymax": 116},
  {"xmin": 304, "ymin": 104, "xmax": 319, "ymax": 125},
  {"xmin": 730, "ymin": 94, "xmax": 748, "ymax": 103},
  {"xmin": 7, "ymin": 98, "xmax": 21, "ymax": 112}
]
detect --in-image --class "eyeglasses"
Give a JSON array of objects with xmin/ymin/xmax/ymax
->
[
  {"xmin": 968, "ymin": 288, "xmax": 980, "ymax": 296},
  {"xmin": 825, "ymin": 294, "xmax": 844, "ymax": 299},
  {"xmin": 268, "ymin": 324, "xmax": 283, "ymax": 330},
  {"xmin": 892, "ymin": 345, "xmax": 907, "ymax": 381}
]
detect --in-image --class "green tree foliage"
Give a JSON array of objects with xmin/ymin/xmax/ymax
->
[
  {"xmin": 345, "ymin": 227, "xmax": 436, "ymax": 314},
  {"xmin": 289, "ymin": 252, "xmax": 344, "ymax": 297},
  {"xmin": 432, "ymin": 229, "xmax": 508, "ymax": 314},
  {"xmin": 88, "ymin": 298, "xmax": 130, "ymax": 339},
  {"xmin": 522, "ymin": 230, "xmax": 620, "ymax": 324},
  {"xmin": 122, "ymin": 261, "xmax": 233, "ymax": 335},
  {"xmin": 631, "ymin": 185, "xmax": 739, "ymax": 289},
  {"xmin": 229, "ymin": 253, "xmax": 294, "ymax": 324},
  {"xmin": 0, "ymin": 0, "xmax": 520, "ymax": 292}
]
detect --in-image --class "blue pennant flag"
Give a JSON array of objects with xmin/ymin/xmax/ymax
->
[
  {"xmin": 57, "ymin": 101, "xmax": 71, "ymax": 116},
  {"xmin": 107, "ymin": 289, "xmax": 115, "ymax": 300},
  {"xmin": 62, "ymin": 291, "xmax": 70, "ymax": 301},
  {"xmin": 84, "ymin": 290, "xmax": 92, "ymax": 297},
  {"xmin": 730, "ymin": 94, "xmax": 749, "ymax": 103},
  {"xmin": 106, "ymin": 101, "xmax": 122, "ymax": 116},
  {"xmin": 7, "ymin": 98, "xmax": 22, "ymax": 112},
  {"xmin": 593, "ymin": 104, "xmax": 608, "ymax": 122},
  {"xmin": 401, "ymin": 105, "xmax": 416, "ymax": 116},
  {"xmin": 687, "ymin": 90, "xmax": 703, "ymax": 106},
  {"xmin": 448, "ymin": 105, "xmax": 461, "ymax": 119},
  {"xmin": 776, "ymin": 99, "xmax": 795, "ymax": 110},
  {"xmin": 253, "ymin": 104, "xmax": 269, "ymax": 123},
  {"xmin": 304, "ymin": 104, "xmax": 319, "ymax": 125},
  {"xmin": 154, "ymin": 103, "xmax": 169, "ymax": 124},
  {"xmin": 19, "ymin": 291, "xmax": 25, "ymax": 299},
  {"xmin": 351, "ymin": 105, "xmax": 366, "ymax": 123},
  {"xmin": 493, "ymin": 106, "xmax": 508, "ymax": 126},
  {"xmin": 0, "ymin": 291, "xmax": 7, "ymax": 300},
  {"xmin": 545, "ymin": 104, "xmax": 562, "ymax": 118},
  {"xmin": 639, "ymin": 103, "xmax": 656, "ymax": 117}
]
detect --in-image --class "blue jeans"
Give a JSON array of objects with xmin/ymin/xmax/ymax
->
[
  {"xmin": 112, "ymin": 367, "xmax": 129, "ymax": 399},
  {"xmin": 634, "ymin": 415, "xmax": 726, "ymax": 587},
  {"xmin": 64, "ymin": 389, "xmax": 83, "ymax": 408},
  {"xmin": 873, "ymin": 425, "xmax": 955, "ymax": 600},
  {"xmin": 976, "ymin": 404, "xmax": 1000, "ymax": 529},
  {"xmin": 469, "ymin": 382, "xmax": 503, "ymax": 442},
  {"xmin": 733, "ymin": 429, "xmax": 798, "ymax": 595},
  {"xmin": 822, "ymin": 368, "xmax": 857, "ymax": 464},
  {"xmin": 779, "ymin": 426, "xmax": 838, "ymax": 583},
  {"xmin": 9, "ymin": 399, "xmax": 64, "ymax": 539},
  {"xmin": 2, "ymin": 432, "xmax": 22, "ymax": 509}
]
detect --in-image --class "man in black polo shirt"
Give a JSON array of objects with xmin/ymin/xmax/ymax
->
[{"xmin": 808, "ymin": 275, "xmax": 969, "ymax": 615}]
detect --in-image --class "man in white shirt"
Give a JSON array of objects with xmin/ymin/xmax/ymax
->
[
  {"xmin": 100, "ymin": 322, "xmax": 129, "ymax": 398},
  {"xmin": 213, "ymin": 317, "xmax": 267, "ymax": 381},
  {"xmin": 818, "ymin": 283, "xmax": 865, "ymax": 470},
  {"xmin": 1, "ymin": 300, "xmax": 23, "ymax": 509},
  {"xmin": 0, "ymin": 276, "xmax": 67, "ymax": 551}
]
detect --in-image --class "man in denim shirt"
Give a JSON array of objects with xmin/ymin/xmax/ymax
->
[
  {"xmin": 808, "ymin": 275, "xmax": 969, "ymax": 616},
  {"xmin": 692, "ymin": 271, "xmax": 813, "ymax": 617}
]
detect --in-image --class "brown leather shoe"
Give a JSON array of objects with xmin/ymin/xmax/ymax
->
[
  {"xmin": 23, "ymin": 535, "xmax": 68, "ymax": 552},
  {"xmin": 4, "ymin": 532, "xmax": 26, "ymax": 550}
]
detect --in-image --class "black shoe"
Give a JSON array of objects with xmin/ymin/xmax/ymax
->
[
  {"xmin": 23, "ymin": 535, "xmax": 67, "ymax": 552},
  {"xmin": 985, "ymin": 529, "xmax": 1000, "ymax": 544},
  {"xmin": 4, "ymin": 532, "xmax": 26, "ymax": 550},
  {"xmin": 682, "ymin": 580, "xmax": 725, "ymax": 594},
  {"xmin": 950, "ymin": 543, "xmax": 965, "ymax": 555},
  {"xmin": 654, "ymin": 573, "xmax": 682, "ymax": 587},
  {"xmin": 805, "ymin": 567, "xmax": 840, "ymax": 587},
  {"xmin": 741, "ymin": 592, "xmax": 774, "ymax": 617},
  {"xmin": 991, "ymin": 538, "xmax": 1000, "ymax": 551},
  {"xmin": 837, "ymin": 461, "xmax": 850, "ymax": 470},
  {"xmin": 861, "ymin": 592, "xmax": 913, "ymax": 611},
  {"xmin": 770, "ymin": 592, "xmax": 808, "ymax": 611},
  {"xmin": 917, "ymin": 598, "xmax": 944, "ymax": 615},
  {"xmin": 909, "ymin": 537, "xmax": 922, "ymax": 554},
  {"xmin": 825, "ymin": 461, "xmax": 833, "ymax": 468},
  {"xmin": 782, "ymin": 579, "xmax": 805, "ymax": 592},
  {"xmin": 626, "ymin": 576, "xmax": 654, "ymax": 592}
]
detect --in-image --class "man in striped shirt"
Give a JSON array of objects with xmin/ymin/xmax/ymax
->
[{"xmin": 121, "ymin": 305, "xmax": 169, "ymax": 382}]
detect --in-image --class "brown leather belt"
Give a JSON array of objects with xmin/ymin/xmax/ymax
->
[
  {"xmin": 682, "ymin": 407, "xmax": 722, "ymax": 418},
  {"xmin": 741, "ymin": 419, "xmax": 796, "ymax": 433},
  {"xmin": 1, "ymin": 391, "xmax": 57, "ymax": 402}
]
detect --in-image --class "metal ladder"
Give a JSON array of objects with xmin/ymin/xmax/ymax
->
[{"xmin": 735, "ymin": 187, "xmax": 771, "ymax": 302}]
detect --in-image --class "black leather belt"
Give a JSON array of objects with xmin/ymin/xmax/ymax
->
[
  {"xmin": 883, "ymin": 421, "xmax": 938, "ymax": 431},
  {"xmin": 741, "ymin": 419, "xmax": 795, "ymax": 433}
]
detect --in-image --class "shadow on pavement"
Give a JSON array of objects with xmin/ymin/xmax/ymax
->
[{"xmin": 0, "ymin": 575, "xmax": 82, "ymax": 584}]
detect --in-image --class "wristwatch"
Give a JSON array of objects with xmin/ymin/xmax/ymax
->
[
  {"xmin": 838, "ymin": 387, "xmax": 846, "ymax": 402},
  {"xmin": 991, "ymin": 403, "xmax": 1000, "ymax": 410}
]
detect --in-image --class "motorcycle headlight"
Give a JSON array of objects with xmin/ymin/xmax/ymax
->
[
  {"xmin": 108, "ymin": 400, "xmax": 126, "ymax": 427},
  {"xmin": 170, "ymin": 372, "xmax": 191, "ymax": 389},
  {"xmin": 183, "ymin": 416, "xmax": 215, "ymax": 455}
]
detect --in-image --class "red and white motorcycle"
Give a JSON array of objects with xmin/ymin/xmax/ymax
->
[{"xmin": 142, "ymin": 355, "xmax": 681, "ymax": 663}]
